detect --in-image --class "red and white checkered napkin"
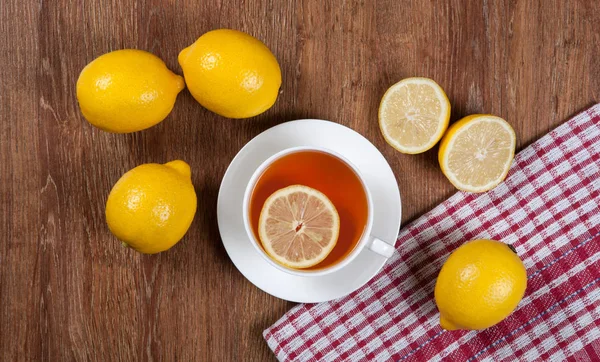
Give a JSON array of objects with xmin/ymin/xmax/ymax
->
[{"xmin": 264, "ymin": 104, "xmax": 600, "ymax": 361}]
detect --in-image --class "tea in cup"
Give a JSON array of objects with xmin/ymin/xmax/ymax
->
[{"xmin": 243, "ymin": 146, "xmax": 394, "ymax": 276}]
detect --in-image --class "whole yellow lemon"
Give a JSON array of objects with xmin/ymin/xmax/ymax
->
[
  {"xmin": 178, "ymin": 29, "xmax": 281, "ymax": 118},
  {"xmin": 434, "ymin": 239, "xmax": 527, "ymax": 330},
  {"xmin": 106, "ymin": 160, "xmax": 197, "ymax": 254},
  {"xmin": 77, "ymin": 49, "xmax": 185, "ymax": 133}
]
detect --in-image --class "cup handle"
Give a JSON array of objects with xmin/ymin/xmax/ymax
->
[{"xmin": 367, "ymin": 236, "xmax": 395, "ymax": 258}]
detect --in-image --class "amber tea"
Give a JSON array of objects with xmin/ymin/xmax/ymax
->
[{"xmin": 249, "ymin": 150, "xmax": 369, "ymax": 270}]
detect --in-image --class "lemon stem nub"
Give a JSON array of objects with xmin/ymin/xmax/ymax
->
[
  {"xmin": 164, "ymin": 160, "xmax": 192, "ymax": 179},
  {"xmin": 440, "ymin": 315, "xmax": 460, "ymax": 330}
]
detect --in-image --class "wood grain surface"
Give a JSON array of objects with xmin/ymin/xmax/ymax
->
[{"xmin": 1, "ymin": 0, "xmax": 599, "ymax": 360}]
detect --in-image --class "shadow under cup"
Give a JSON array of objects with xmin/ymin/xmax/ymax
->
[{"xmin": 243, "ymin": 147, "xmax": 372, "ymax": 275}]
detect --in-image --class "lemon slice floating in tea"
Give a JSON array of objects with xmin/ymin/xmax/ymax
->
[
  {"xmin": 438, "ymin": 115, "xmax": 516, "ymax": 193},
  {"xmin": 379, "ymin": 77, "xmax": 451, "ymax": 154},
  {"xmin": 258, "ymin": 185, "xmax": 340, "ymax": 269}
]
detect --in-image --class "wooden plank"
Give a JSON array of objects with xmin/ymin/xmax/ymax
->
[{"xmin": 1, "ymin": 0, "xmax": 42, "ymax": 360}]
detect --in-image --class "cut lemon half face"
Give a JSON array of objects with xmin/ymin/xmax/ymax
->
[
  {"xmin": 258, "ymin": 185, "xmax": 340, "ymax": 269},
  {"xmin": 438, "ymin": 115, "xmax": 516, "ymax": 193},
  {"xmin": 379, "ymin": 77, "xmax": 451, "ymax": 154}
]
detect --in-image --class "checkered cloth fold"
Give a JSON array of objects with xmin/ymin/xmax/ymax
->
[{"xmin": 264, "ymin": 104, "xmax": 600, "ymax": 361}]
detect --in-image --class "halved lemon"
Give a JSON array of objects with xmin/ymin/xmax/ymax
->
[
  {"xmin": 439, "ymin": 115, "xmax": 516, "ymax": 193},
  {"xmin": 258, "ymin": 185, "xmax": 340, "ymax": 269},
  {"xmin": 379, "ymin": 77, "xmax": 451, "ymax": 154}
]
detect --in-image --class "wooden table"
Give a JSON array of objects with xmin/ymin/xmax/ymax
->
[{"xmin": 1, "ymin": 0, "xmax": 599, "ymax": 360}]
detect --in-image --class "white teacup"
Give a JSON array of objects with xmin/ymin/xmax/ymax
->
[{"xmin": 242, "ymin": 146, "xmax": 395, "ymax": 277}]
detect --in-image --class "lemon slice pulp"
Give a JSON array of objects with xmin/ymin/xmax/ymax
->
[
  {"xmin": 439, "ymin": 115, "xmax": 516, "ymax": 193},
  {"xmin": 379, "ymin": 77, "xmax": 451, "ymax": 154},
  {"xmin": 258, "ymin": 185, "xmax": 340, "ymax": 269}
]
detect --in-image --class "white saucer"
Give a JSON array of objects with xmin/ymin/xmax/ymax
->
[{"xmin": 217, "ymin": 120, "xmax": 401, "ymax": 303}]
